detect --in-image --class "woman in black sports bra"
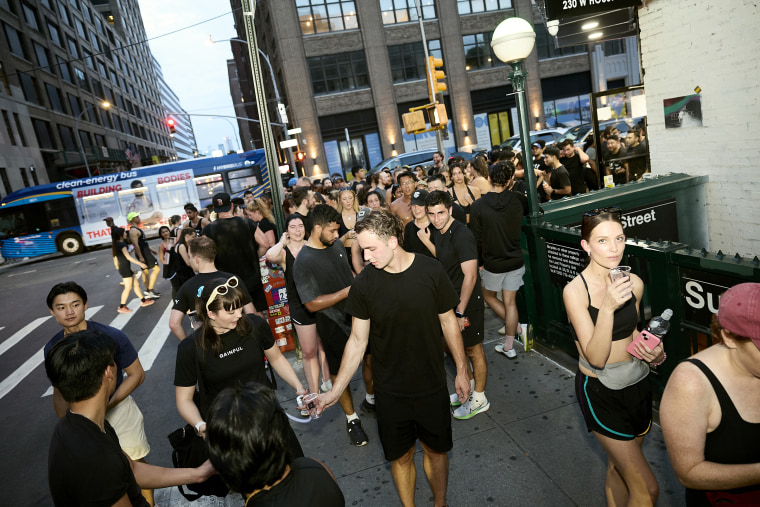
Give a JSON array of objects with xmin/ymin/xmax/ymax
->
[
  {"xmin": 563, "ymin": 207, "xmax": 664, "ymax": 506},
  {"xmin": 660, "ymin": 283, "xmax": 760, "ymax": 506},
  {"xmin": 448, "ymin": 164, "xmax": 481, "ymax": 224}
]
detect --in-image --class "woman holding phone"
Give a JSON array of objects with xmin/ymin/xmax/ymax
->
[{"xmin": 563, "ymin": 207, "xmax": 664, "ymax": 506}]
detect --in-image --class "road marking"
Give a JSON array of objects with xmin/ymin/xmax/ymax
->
[
  {"xmin": 138, "ymin": 302, "xmax": 174, "ymax": 371},
  {"xmin": 0, "ymin": 306, "xmax": 103, "ymax": 400},
  {"xmin": 7, "ymin": 270, "xmax": 36, "ymax": 277},
  {"xmin": 0, "ymin": 317, "xmax": 52, "ymax": 357},
  {"xmin": 0, "ymin": 327, "xmax": 5, "ymax": 333}
]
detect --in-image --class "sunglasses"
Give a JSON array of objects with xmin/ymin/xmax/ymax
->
[
  {"xmin": 206, "ymin": 276, "xmax": 240, "ymax": 312},
  {"xmin": 583, "ymin": 206, "xmax": 623, "ymax": 221}
]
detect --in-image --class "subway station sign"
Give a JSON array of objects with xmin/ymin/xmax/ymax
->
[{"xmin": 545, "ymin": 0, "xmax": 641, "ymax": 20}]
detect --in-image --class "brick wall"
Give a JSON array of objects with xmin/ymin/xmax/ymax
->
[{"xmin": 638, "ymin": 0, "xmax": 760, "ymax": 256}]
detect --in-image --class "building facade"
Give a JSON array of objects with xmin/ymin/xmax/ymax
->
[
  {"xmin": 0, "ymin": 0, "xmax": 177, "ymax": 193},
  {"xmin": 153, "ymin": 57, "xmax": 197, "ymax": 160},
  {"xmin": 228, "ymin": 0, "xmax": 639, "ymax": 178}
]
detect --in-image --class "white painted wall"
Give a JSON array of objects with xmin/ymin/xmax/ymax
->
[{"xmin": 638, "ymin": 0, "xmax": 760, "ymax": 256}]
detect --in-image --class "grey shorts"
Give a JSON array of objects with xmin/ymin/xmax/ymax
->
[{"xmin": 480, "ymin": 265, "xmax": 526, "ymax": 292}]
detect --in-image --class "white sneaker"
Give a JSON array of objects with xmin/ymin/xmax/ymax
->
[
  {"xmin": 450, "ymin": 392, "xmax": 462, "ymax": 407},
  {"xmin": 495, "ymin": 343, "xmax": 517, "ymax": 359},
  {"xmin": 498, "ymin": 326, "xmax": 506, "ymax": 335},
  {"xmin": 453, "ymin": 395, "xmax": 490, "ymax": 420},
  {"xmin": 320, "ymin": 379, "xmax": 333, "ymax": 393}
]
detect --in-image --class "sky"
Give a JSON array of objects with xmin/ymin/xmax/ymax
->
[{"xmin": 137, "ymin": 1, "xmax": 242, "ymax": 155}]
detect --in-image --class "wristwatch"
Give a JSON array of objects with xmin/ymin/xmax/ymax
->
[{"xmin": 455, "ymin": 310, "xmax": 464, "ymax": 319}]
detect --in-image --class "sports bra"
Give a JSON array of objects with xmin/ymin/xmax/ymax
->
[
  {"xmin": 449, "ymin": 185, "xmax": 476, "ymax": 214},
  {"xmin": 570, "ymin": 273, "xmax": 638, "ymax": 342}
]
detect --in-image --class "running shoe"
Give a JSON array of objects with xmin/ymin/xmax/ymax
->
[
  {"xmin": 145, "ymin": 290, "xmax": 161, "ymax": 299},
  {"xmin": 346, "ymin": 419, "xmax": 369, "ymax": 446},
  {"xmin": 117, "ymin": 306, "xmax": 133, "ymax": 314},
  {"xmin": 450, "ymin": 392, "xmax": 463, "ymax": 408},
  {"xmin": 453, "ymin": 395, "xmax": 490, "ymax": 420},
  {"xmin": 495, "ymin": 343, "xmax": 517, "ymax": 359},
  {"xmin": 498, "ymin": 325, "xmax": 506, "ymax": 335},
  {"xmin": 361, "ymin": 399, "xmax": 376, "ymax": 413},
  {"xmin": 140, "ymin": 298, "xmax": 155, "ymax": 307},
  {"xmin": 320, "ymin": 379, "xmax": 333, "ymax": 393}
]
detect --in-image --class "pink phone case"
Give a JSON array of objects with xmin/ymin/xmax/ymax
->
[{"xmin": 626, "ymin": 330, "xmax": 661, "ymax": 360}]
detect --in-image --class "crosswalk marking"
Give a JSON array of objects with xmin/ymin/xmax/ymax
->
[
  {"xmin": 137, "ymin": 302, "xmax": 174, "ymax": 371},
  {"xmin": 0, "ymin": 306, "xmax": 103, "ymax": 401},
  {"xmin": 0, "ymin": 317, "xmax": 53, "ymax": 357},
  {"xmin": 109, "ymin": 298, "xmax": 143, "ymax": 330}
]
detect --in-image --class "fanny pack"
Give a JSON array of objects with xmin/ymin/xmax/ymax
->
[{"xmin": 579, "ymin": 357, "xmax": 649, "ymax": 390}]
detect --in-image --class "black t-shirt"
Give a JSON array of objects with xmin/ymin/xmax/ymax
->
[
  {"xmin": 403, "ymin": 221, "xmax": 436, "ymax": 257},
  {"xmin": 470, "ymin": 190, "xmax": 528, "ymax": 273},
  {"xmin": 114, "ymin": 241, "xmax": 130, "ymax": 271},
  {"xmin": 258, "ymin": 217, "xmax": 276, "ymax": 236},
  {"xmin": 628, "ymin": 143, "xmax": 648, "ymax": 181},
  {"xmin": 173, "ymin": 270, "xmax": 253, "ymax": 322},
  {"xmin": 201, "ymin": 217, "xmax": 261, "ymax": 294},
  {"xmin": 345, "ymin": 255, "xmax": 458, "ymax": 397},
  {"xmin": 431, "ymin": 219, "xmax": 483, "ymax": 310},
  {"xmin": 533, "ymin": 155, "xmax": 548, "ymax": 173},
  {"xmin": 292, "ymin": 241, "xmax": 353, "ymax": 336},
  {"xmin": 248, "ymin": 457, "xmax": 345, "ymax": 507},
  {"xmin": 607, "ymin": 146, "xmax": 629, "ymax": 185},
  {"xmin": 174, "ymin": 314, "xmax": 274, "ymax": 417},
  {"xmin": 559, "ymin": 153, "xmax": 587, "ymax": 195},
  {"xmin": 49, "ymin": 412, "xmax": 148, "ymax": 507},
  {"xmin": 549, "ymin": 165, "xmax": 571, "ymax": 200}
]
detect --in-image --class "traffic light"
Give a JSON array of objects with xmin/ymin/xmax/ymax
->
[
  {"xmin": 427, "ymin": 56, "xmax": 446, "ymax": 101},
  {"xmin": 295, "ymin": 151, "xmax": 306, "ymax": 163},
  {"xmin": 167, "ymin": 118, "xmax": 176, "ymax": 136}
]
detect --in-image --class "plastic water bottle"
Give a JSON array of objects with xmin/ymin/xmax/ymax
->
[{"xmin": 647, "ymin": 309, "xmax": 673, "ymax": 338}]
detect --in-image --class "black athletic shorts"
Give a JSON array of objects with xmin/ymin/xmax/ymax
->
[
  {"xmin": 314, "ymin": 313, "xmax": 349, "ymax": 375},
  {"xmin": 461, "ymin": 305, "xmax": 485, "ymax": 348},
  {"xmin": 290, "ymin": 300, "xmax": 316, "ymax": 326},
  {"xmin": 575, "ymin": 369, "xmax": 652, "ymax": 441},
  {"xmin": 141, "ymin": 247, "xmax": 158, "ymax": 268},
  {"xmin": 375, "ymin": 387, "xmax": 453, "ymax": 462}
]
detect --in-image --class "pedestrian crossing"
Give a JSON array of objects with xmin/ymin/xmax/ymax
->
[{"xmin": 0, "ymin": 298, "xmax": 175, "ymax": 401}]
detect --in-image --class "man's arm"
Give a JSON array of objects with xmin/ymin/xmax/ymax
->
[
  {"xmin": 169, "ymin": 309, "xmax": 187, "ymax": 341},
  {"xmin": 315, "ymin": 317, "xmax": 370, "ymax": 414},
  {"xmin": 130, "ymin": 455, "xmax": 215, "ymax": 490},
  {"xmin": 304, "ymin": 286, "xmax": 350, "ymax": 313},
  {"xmin": 457, "ymin": 258, "xmax": 478, "ymax": 316},
  {"xmin": 575, "ymin": 146, "xmax": 589, "ymax": 163},
  {"xmin": 107, "ymin": 358, "xmax": 145, "ymax": 411},
  {"xmin": 439, "ymin": 310, "xmax": 471, "ymax": 403}
]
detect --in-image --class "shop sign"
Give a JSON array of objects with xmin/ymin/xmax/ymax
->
[{"xmin": 545, "ymin": 0, "xmax": 641, "ymax": 20}]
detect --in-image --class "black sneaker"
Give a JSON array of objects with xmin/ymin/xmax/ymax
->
[
  {"xmin": 346, "ymin": 419, "xmax": 369, "ymax": 446},
  {"xmin": 361, "ymin": 399, "xmax": 376, "ymax": 413}
]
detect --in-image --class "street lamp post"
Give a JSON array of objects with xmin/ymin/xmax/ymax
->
[
  {"xmin": 491, "ymin": 17, "xmax": 539, "ymax": 218},
  {"xmin": 75, "ymin": 101, "xmax": 110, "ymax": 177}
]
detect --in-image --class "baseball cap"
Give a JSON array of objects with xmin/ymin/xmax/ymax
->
[
  {"xmin": 532, "ymin": 140, "xmax": 546, "ymax": 149},
  {"xmin": 212, "ymin": 192, "xmax": 232, "ymax": 212},
  {"xmin": 718, "ymin": 283, "xmax": 760, "ymax": 347},
  {"xmin": 126, "ymin": 212, "xmax": 140, "ymax": 222},
  {"xmin": 288, "ymin": 177, "xmax": 298, "ymax": 188},
  {"xmin": 103, "ymin": 216, "xmax": 114, "ymax": 224},
  {"xmin": 356, "ymin": 207, "xmax": 371, "ymax": 223},
  {"xmin": 410, "ymin": 189, "xmax": 429, "ymax": 206}
]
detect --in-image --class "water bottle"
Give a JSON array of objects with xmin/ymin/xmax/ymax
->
[{"xmin": 647, "ymin": 309, "xmax": 673, "ymax": 338}]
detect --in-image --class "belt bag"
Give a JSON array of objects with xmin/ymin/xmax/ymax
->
[{"xmin": 581, "ymin": 357, "xmax": 649, "ymax": 390}]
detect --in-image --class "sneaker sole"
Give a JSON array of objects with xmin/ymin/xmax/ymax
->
[
  {"xmin": 495, "ymin": 344, "xmax": 517, "ymax": 359},
  {"xmin": 453, "ymin": 401, "xmax": 490, "ymax": 420}
]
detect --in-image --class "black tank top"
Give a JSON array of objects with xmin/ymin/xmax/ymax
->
[
  {"xmin": 570, "ymin": 273, "xmax": 638, "ymax": 342},
  {"xmin": 449, "ymin": 185, "xmax": 476, "ymax": 214},
  {"xmin": 684, "ymin": 359, "xmax": 760, "ymax": 505},
  {"xmin": 284, "ymin": 246, "xmax": 308, "ymax": 315}
]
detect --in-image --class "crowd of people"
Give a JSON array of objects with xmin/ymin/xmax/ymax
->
[{"xmin": 42, "ymin": 141, "xmax": 759, "ymax": 507}]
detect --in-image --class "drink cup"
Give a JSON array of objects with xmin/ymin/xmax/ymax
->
[
  {"xmin": 610, "ymin": 266, "xmax": 631, "ymax": 283},
  {"xmin": 302, "ymin": 393, "xmax": 320, "ymax": 419}
]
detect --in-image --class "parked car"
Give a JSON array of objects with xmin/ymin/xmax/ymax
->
[
  {"xmin": 368, "ymin": 149, "xmax": 438, "ymax": 174},
  {"xmin": 499, "ymin": 128, "xmax": 567, "ymax": 152},
  {"xmin": 557, "ymin": 117, "xmax": 644, "ymax": 148}
]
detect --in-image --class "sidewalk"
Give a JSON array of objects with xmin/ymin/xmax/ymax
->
[{"xmin": 156, "ymin": 309, "xmax": 683, "ymax": 506}]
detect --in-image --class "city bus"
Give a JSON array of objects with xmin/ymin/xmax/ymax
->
[{"xmin": 0, "ymin": 150, "xmax": 270, "ymax": 258}]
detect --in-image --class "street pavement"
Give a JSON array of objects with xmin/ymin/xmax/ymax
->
[{"xmin": 156, "ymin": 309, "xmax": 684, "ymax": 507}]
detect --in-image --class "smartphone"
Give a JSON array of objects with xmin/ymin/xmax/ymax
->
[{"xmin": 626, "ymin": 330, "xmax": 661, "ymax": 360}]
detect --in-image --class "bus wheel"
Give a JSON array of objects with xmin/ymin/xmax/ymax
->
[{"xmin": 58, "ymin": 233, "xmax": 85, "ymax": 256}]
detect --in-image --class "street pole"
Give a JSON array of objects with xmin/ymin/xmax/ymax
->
[
  {"xmin": 510, "ymin": 61, "xmax": 539, "ymax": 218},
  {"xmin": 415, "ymin": 0, "xmax": 445, "ymax": 155},
  {"xmin": 241, "ymin": 0, "xmax": 286, "ymax": 234}
]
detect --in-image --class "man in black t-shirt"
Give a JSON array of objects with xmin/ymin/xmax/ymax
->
[
  {"xmin": 292, "ymin": 204, "xmax": 369, "ymax": 447},
  {"xmin": 559, "ymin": 139, "xmax": 589, "ymax": 195},
  {"xmin": 169, "ymin": 236, "xmax": 256, "ymax": 340},
  {"xmin": 605, "ymin": 134, "xmax": 629, "ymax": 186},
  {"xmin": 426, "ymin": 190, "xmax": 489, "ymax": 421},
  {"xmin": 625, "ymin": 128, "xmax": 649, "ymax": 181},
  {"xmin": 314, "ymin": 210, "xmax": 470, "ymax": 507},
  {"xmin": 46, "ymin": 330, "xmax": 213, "ymax": 506},
  {"xmin": 542, "ymin": 146, "xmax": 572, "ymax": 200},
  {"xmin": 202, "ymin": 193, "xmax": 267, "ymax": 317}
]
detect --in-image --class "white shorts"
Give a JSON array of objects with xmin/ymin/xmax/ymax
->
[
  {"xmin": 105, "ymin": 395, "xmax": 151, "ymax": 460},
  {"xmin": 480, "ymin": 265, "xmax": 526, "ymax": 292}
]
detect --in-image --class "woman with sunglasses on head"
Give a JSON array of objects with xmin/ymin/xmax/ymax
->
[
  {"xmin": 563, "ymin": 207, "xmax": 664, "ymax": 506},
  {"xmin": 174, "ymin": 276, "xmax": 307, "ymax": 458}
]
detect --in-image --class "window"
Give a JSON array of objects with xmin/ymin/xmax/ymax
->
[
  {"xmin": 74, "ymin": 17, "xmax": 86, "ymax": 39},
  {"xmin": 388, "ymin": 41, "xmax": 427, "ymax": 83},
  {"xmin": 22, "ymin": 3, "xmax": 39, "ymax": 30},
  {"xmin": 118, "ymin": 187, "xmax": 154, "ymax": 215},
  {"xmin": 78, "ymin": 129, "xmax": 90, "ymax": 148},
  {"xmin": 89, "ymin": 30, "xmax": 99, "ymax": 51},
  {"xmin": 30, "ymin": 165, "xmax": 39, "ymax": 185},
  {"xmin": 0, "ymin": 61, "xmax": 9, "ymax": 94},
  {"xmin": 156, "ymin": 180, "xmax": 190, "ymax": 209},
  {"xmin": 66, "ymin": 36, "xmax": 78, "ymax": 58},
  {"xmin": 33, "ymin": 42, "xmax": 51, "ymax": 71},
  {"xmin": 297, "ymin": 0, "xmax": 358, "ymax": 35},
  {"xmin": 462, "ymin": 32, "xmax": 504, "ymax": 71},
  {"xmin": 0, "ymin": 167, "xmax": 11, "ymax": 195},
  {"xmin": 57, "ymin": 57, "xmax": 72, "ymax": 82},
  {"xmin": 194, "ymin": 174, "xmax": 224, "ymax": 208},
  {"xmin": 57, "ymin": 124, "xmax": 76, "ymax": 150},
  {"xmin": 47, "ymin": 20, "xmax": 61, "ymax": 46},
  {"xmin": 74, "ymin": 66, "xmax": 89, "ymax": 91},
  {"xmin": 307, "ymin": 50, "xmax": 369, "ymax": 94},
  {"xmin": 57, "ymin": 3, "xmax": 70, "ymax": 25},
  {"xmin": 40, "ymin": 0, "xmax": 51, "ymax": 9},
  {"xmin": 536, "ymin": 22, "xmax": 586, "ymax": 59},
  {"xmin": 457, "ymin": 0, "xmax": 512, "ymax": 14},
  {"xmin": 4, "ymin": 24, "xmax": 27, "ymax": 59},
  {"xmin": 2, "ymin": 110, "xmax": 16, "ymax": 146},
  {"xmin": 381, "ymin": 0, "xmax": 435, "ymax": 24},
  {"xmin": 84, "ymin": 49, "xmax": 94, "ymax": 69},
  {"xmin": 19, "ymin": 167, "xmax": 30, "ymax": 187},
  {"xmin": 46, "ymin": 83, "xmax": 66, "ymax": 113},
  {"xmin": 543, "ymin": 95, "xmax": 591, "ymax": 128},
  {"xmin": 18, "ymin": 73, "xmax": 41, "ymax": 104},
  {"xmin": 603, "ymin": 39, "xmax": 626, "ymax": 56},
  {"xmin": 32, "ymin": 118, "xmax": 56, "ymax": 149},
  {"xmin": 81, "ymin": 192, "xmax": 121, "ymax": 223},
  {"xmin": 67, "ymin": 93, "xmax": 81, "ymax": 117}
]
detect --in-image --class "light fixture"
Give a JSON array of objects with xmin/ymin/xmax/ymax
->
[
  {"xmin": 546, "ymin": 20, "xmax": 559, "ymax": 37},
  {"xmin": 391, "ymin": 143, "xmax": 396, "ymax": 151},
  {"xmin": 312, "ymin": 158, "xmax": 318, "ymax": 165},
  {"xmin": 464, "ymin": 129, "xmax": 469, "ymax": 137},
  {"xmin": 581, "ymin": 21, "xmax": 599, "ymax": 31},
  {"xmin": 588, "ymin": 32, "xmax": 604, "ymax": 40}
]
